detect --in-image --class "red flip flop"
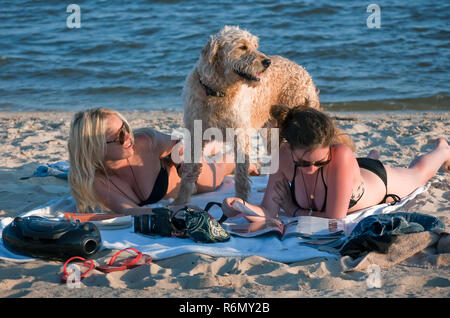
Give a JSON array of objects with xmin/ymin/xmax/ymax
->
[
  {"xmin": 61, "ymin": 256, "xmax": 96, "ymax": 284},
  {"xmin": 96, "ymin": 247, "xmax": 152, "ymax": 273}
]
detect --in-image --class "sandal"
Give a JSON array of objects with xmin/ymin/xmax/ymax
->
[
  {"xmin": 96, "ymin": 247, "xmax": 152, "ymax": 273},
  {"xmin": 61, "ymin": 256, "xmax": 96, "ymax": 284}
]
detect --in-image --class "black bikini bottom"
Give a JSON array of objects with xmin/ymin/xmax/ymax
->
[{"xmin": 356, "ymin": 158, "xmax": 401, "ymax": 205}]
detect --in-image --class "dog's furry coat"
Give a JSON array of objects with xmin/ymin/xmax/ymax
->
[{"xmin": 173, "ymin": 26, "xmax": 321, "ymax": 204}]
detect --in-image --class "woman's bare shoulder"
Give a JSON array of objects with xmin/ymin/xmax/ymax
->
[
  {"xmin": 134, "ymin": 130, "xmax": 155, "ymax": 152},
  {"xmin": 329, "ymin": 144, "xmax": 359, "ymax": 175},
  {"xmin": 332, "ymin": 143, "xmax": 356, "ymax": 160}
]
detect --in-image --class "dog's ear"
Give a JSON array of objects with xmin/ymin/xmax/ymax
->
[{"xmin": 201, "ymin": 35, "xmax": 219, "ymax": 65}]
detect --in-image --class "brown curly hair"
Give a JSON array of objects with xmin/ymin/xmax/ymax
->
[{"xmin": 270, "ymin": 105, "xmax": 337, "ymax": 152}]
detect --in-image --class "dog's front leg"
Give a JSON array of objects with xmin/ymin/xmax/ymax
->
[
  {"xmin": 172, "ymin": 167, "xmax": 197, "ymax": 205},
  {"xmin": 234, "ymin": 129, "xmax": 251, "ymax": 201},
  {"xmin": 171, "ymin": 124, "xmax": 200, "ymax": 205}
]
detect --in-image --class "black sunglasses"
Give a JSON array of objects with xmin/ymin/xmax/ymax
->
[
  {"xmin": 106, "ymin": 122, "xmax": 129, "ymax": 145},
  {"xmin": 292, "ymin": 148, "xmax": 332, "ymax": 167}
]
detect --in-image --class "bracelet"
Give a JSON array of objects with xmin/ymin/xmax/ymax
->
[{"xmin": 292, "ymin": 207, "xmax": 301, "ymax": 217}]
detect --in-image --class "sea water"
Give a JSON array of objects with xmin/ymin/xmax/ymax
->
[{"xmin": 0, "ymin": 0, "xmax": 448, "ymax": 112}]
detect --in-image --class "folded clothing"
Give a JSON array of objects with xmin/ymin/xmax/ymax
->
[
  {"xmin": 339, "ymin": 212, "xmax": 445, "ymax": 258},
  {"xmin": 21, "ymin": 161, "xmax": 70, "ymax": 180}
]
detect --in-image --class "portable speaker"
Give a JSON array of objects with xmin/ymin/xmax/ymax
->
[{"xmin": 2, "ymin": 216, "xmax": 101, "ymax": 260}]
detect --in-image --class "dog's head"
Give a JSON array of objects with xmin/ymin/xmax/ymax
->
[{"xmin": 200, "ymin": 26, "xmax": 271, "ymax": 86}]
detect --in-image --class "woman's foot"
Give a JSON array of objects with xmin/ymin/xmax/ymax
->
[
  {"xmin": 367, "ymin": 150, "xmax": 380, "ymax": 160},
  {"xmin": 411, "ymin": 138, "xmax": 450, "ymax": 171},
  {"xmin": 436, "ymin": 138, "xmax": 450, "ymax": 172}
]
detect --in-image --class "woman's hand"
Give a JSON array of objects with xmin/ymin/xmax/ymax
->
[
  {"xmin": 273, "ymin": 178, "xmax": 298, "ymax": 216},
  {"xmin": 223, "ymin": 197, "xmax": 268, "ymax": 221}
]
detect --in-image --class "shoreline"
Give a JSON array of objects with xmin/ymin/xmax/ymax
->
[
  {"xmin": 0, "ymin": 110, "xmax": 449, "ymax": 298},
  {"xmin": 1, "ymin": 109, "xmax": 449, "ymax": 115}
]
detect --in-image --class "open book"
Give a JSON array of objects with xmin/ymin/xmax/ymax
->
[{"xmin": 222, "ymin": 201, "xmax": 346, "ymax": 240}]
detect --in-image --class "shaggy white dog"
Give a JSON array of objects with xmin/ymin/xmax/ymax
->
[{"xmin": 173, "ymin": 25, "xmax": 323, "ymax": 204}]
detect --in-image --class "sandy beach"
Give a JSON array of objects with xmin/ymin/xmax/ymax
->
[{"xmin": 0, "ymin": 110, "xmax": 448, "ymax": 298}]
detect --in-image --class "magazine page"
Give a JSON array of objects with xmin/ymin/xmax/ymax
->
[
  {"xmin": 223, "ymin": 218, "xmax": 284, "ymax": 238},
  {"xmin": 283, "ymin": 216, "xmax": 346, "ymax": 238}
]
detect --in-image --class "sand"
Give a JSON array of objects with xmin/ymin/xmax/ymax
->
[{"xmin": 0, "ymin": 110, "xmax": 449, "ymax": 298}]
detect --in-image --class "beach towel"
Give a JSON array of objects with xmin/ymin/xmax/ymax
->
[{"xmin": 0, "ymin": 176, "xmax": 430, "ymax": 263}]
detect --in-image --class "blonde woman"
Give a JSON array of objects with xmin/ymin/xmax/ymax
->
[{"xmin": 68, "ymin": 107, "xmax": 236, "ymax": 215}]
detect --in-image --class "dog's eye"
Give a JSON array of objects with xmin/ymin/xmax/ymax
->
[{"xmin": 239, "ymin": 45, "xmax": 248, "ymax": 51}]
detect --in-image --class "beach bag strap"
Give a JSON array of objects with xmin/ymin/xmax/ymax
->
[
  {"xmin": 204, "ymin": 201, "xmax": 222, "ymax": 212},
  {"xmin": 203, "ymin": 201, "xmax": 228, "ymax": 224}
]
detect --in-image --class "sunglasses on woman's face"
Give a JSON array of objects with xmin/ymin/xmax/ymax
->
[
  {"xmin": 292, "ymin": 148, "xmax": 332, "ymax": 167},
  {"xmin": 106, "ymin": 122, "xmax": 128, "ymax": 145}
]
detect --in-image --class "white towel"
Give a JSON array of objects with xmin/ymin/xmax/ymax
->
[{"xmin": 0, "ymin": 176, "xmax": 429, "ymax": 263}]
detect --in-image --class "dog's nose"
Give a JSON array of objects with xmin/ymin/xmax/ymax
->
[{"xmin": 262, "ymin": 58, "xmax": 271, "ymax": 68}]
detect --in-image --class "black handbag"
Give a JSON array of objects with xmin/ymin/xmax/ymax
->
[
  {"xmin": 2, "ymin": 216, "xmax": 101, "ymax": 260},
  {"xmin": 134, "ymin": 202, "xmax": 230, "ymax": 243}
]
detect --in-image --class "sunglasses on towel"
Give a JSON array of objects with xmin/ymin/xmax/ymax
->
[
  {"xmin": 106, "ymin": 122, "xmax": 129, "ymax": 145},
  {"xmin": 292, "ymin": 148, "xmax": 332, "ymax": 167}
]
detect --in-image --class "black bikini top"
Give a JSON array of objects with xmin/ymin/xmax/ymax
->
[
  {"xmin": 290, "ymin": 166, "xmax": 328, "ymax": 213},
  {"xmin": 290, "ymin": 165, "xmax": 362, "ymax": 213},
  {"xmin": 138, "ymin": 166, "xmax": 169, "ymax": 206}
]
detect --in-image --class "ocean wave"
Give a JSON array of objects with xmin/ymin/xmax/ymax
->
[
  {"xmin": 80, "ymin": 86, "xmax": 159, "ymax": 95},
  {"xmin": 1, "ymin": 0, "xmax": 448, "ymax": 112},
  {"xmin": 323, "ymin": 95, "xmax": 450, "ymax": 111},
  {"xmin": 52, "ymin": 67, "xmax": 91, "ymax": 76},
  {"xmin": 292, "ymin": 6, "xmax": 339, "ymax": 16},
  {"xmin": 71, "ymin": 44, "xmax": 111, "ymax": 55},
  {"xmin": 135, "ymin": 27, "xmax": 162, "ymax": 36}
]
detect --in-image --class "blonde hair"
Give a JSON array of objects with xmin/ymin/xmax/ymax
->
[{"xmin": 68, "ymin": 107, "xmax": 133, "ymax": 212}]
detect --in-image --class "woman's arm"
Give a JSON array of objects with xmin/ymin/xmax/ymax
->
[
  {"xmin": 222, "ymin": 145, "xmax": 293, "ymax": 221},
  {"xmin": 260, "ymin": 143, "xmax": 295, "ymax": 218},
  {"xmin": 223, "ymin": 198, "xmax": 269, "ymax": 222},
  {"xmin": 135, "ymin": 128, "xmax": 180, "ymax": 159},
  {"xmin": 226, "ymin": 143, "xmax": 295, "ymax": 220},
  {"xmin": 323, "ymin": 144, "xmax": 359, "ymax": 219}
]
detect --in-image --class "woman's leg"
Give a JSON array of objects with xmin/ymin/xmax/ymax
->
[
  {"xmin": 196, "ymin": 152, "xmax": 235, "ymax": 193},
  {"xmin": 386, "ymin": 138, "xmax": 450, "ymax": 199},
  {"xmin": 196, "ymin": 150, "xmax": 261, "ymax": 193}
]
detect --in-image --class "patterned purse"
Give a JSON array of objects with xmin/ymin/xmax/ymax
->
[
  {"xmin": 181, "ymin": 207, "xmax": 230, "ymax": 243},
  {"xmin": 134, "ymin": 203, "xmax": 230, "ymax": 243}
]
